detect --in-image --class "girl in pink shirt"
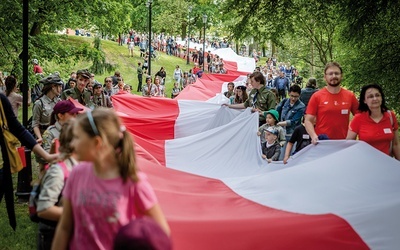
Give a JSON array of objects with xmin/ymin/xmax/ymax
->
[{"xmin": 52, "ymin": 108, "xmax": 170, "ymax": 250}]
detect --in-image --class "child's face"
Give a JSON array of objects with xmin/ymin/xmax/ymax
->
[
  {"xmin": 265, "ymin": 114, "xmax": 276, "ymax": 125},
  {"xmin": 265, "ymin": 132, "xmax": 277, "ymax": 144},
  {"xmin": 71, "ymin": 123, "xmax": 96, "ymax": 162}
]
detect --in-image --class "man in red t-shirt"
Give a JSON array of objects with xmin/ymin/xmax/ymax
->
[{"xmin": 305, "ymin": 62, "xmax": 358, "ymax": 144}]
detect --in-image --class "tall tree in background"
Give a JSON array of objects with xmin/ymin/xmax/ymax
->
[
  {"xmin": 336, "ymin": 0, "xmax": 400, "ymax": 112},
  {"xmin": 0, "ymin": 0, "xmax": 131, "ymax": 80},
  {"xmin": 221, "ymin": 0, "xmax": 339, "ymax": 72}
]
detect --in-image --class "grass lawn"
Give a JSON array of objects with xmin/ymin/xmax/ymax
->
[{"xmin": 0, "ymin": 200, "xmax": 37, "ymax": 250}]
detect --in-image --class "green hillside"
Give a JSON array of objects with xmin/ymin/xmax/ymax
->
[{"xmin": 47, "ymin": 35, "xmax": 194, "ymax": 97}]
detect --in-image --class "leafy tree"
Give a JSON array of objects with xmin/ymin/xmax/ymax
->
[
  {"xmin": 0, "ymin": 0, "xmax": 130, "ymax": 82},
  {"xmin": 336, "ymin": 0, "xmax": 400, "ymax": 112},
  {"xmin": 222, "ymin": 1, "xmax": 348, "ymax": 76},
  {"xmin": 90, "ymin": 37, "xmax": 115, "ymax": 74}
]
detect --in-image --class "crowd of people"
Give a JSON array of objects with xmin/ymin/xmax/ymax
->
[
  {"xmin": 0, "ymin": 49, "xmax": 398, "ymax": 249},
  {"xmin": 225, "ymin": 62, "xmax": 400, "ymax": 163},
  {"xmin": 0, "ymin": 68, "xmax": 172, "ymax": 250}
]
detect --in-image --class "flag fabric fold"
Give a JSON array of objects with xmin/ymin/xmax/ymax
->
[{"xmin": 112, "ymin": 93, "xmax": 400, "ymax": 250}]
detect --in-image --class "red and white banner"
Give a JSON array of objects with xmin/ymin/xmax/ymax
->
[{"xmin": 112, "ymin": 93, "xmax": 400, "ymax": 250}]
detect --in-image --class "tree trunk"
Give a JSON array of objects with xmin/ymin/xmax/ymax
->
[{"xmin": 271, "ymin": 42, "xmax": 276, "ymax": 57}]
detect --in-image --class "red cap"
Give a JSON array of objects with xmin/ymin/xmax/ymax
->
[{"xmin": 53, "ymin": 100, "xmax": 83, "ymax": 114}]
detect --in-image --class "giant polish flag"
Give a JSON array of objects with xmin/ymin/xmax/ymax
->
[{"xmin": 112, "ymin": 93, "xmax": 400, "ymax": 250}]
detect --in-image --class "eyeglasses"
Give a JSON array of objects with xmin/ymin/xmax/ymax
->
[
  {"xmin": 106, "ymin": 80, "xmax": 112, "ymax": 82},
  {"xmin": 289, "ymin": 94, "xmax": 300, "ymax": 99}
]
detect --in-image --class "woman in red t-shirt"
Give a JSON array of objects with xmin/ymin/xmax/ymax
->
[{"xmin": 346, "ymin": 84, "xmax": 400, "ymax": 159}]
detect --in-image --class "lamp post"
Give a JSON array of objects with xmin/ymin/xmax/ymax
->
[
  {"xmin": 202, "ymin": 14, "xmax": 207, "ymax": 72},
  {"xmin": 146, "ymin": 0, "xmax": 153, "ymax": 75},
  {"xmin": 186, "ymin": 6, "xmax": 192, "ymax": 65}
]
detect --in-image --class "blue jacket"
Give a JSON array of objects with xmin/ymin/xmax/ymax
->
[
  {"xmin": 276, "ymin": 98, "xmax": 305, "ymax": 136},
  {"xmin": 273, "ymin": 76, "xmax": 290, "ymax": 91}
]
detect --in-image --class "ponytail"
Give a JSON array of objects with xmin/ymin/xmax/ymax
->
[{"xmin": 116, "ymin": 127, "xmax": 138, "ymax": 183}]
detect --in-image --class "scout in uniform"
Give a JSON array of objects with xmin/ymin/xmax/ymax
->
[
  {"xmin": 92, "ymin": 82, "xmax": 113, "ymax": 108},
  {"xmin": 61, "ymin": 69, "xmax": 94, "ymax": 108},
  {"xmin": 32, "ymin": 75, "xmax": 63, "ymax": 142},
  {"xmin": 32, "ymin": 74, "xmax": 63, "ymax": 175},
  {"xmin": 41, "ymin": 100, "xmax": 83, "ymax": 154},
  {"xmin": 226, "ymin": 71, "xmax": 276, "ymax": 125}
]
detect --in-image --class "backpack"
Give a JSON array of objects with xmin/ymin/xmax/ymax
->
[
  {"xmin": 31, "ymin": 82, "xmax": 43, "ymax": 103},
  {"xmin": 26, "ymin": 98, "xmax": 44, "ymax": 136},
  {"xmin": 28, "ymin": 161, "xmax": 70, "ymax": 223}
]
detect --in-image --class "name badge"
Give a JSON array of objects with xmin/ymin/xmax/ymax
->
[
  {"xmin": 303, "ymin": 134, "xmax": 310, "ymax": 139},
  {"xmin": 341, "ymin": 109, "xmax": 349, "ymax": 115},
  {"xmin": 384, "ymin": 128, "xmax": 392, "ymax": 134}
]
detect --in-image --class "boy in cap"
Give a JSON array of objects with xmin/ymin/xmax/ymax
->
[
  {"xmin": 258, "ymin": 109, "xmax": 286, "ymax": 146},
  {"xmin": 262, "ymin": 127, "xmax": 281, "ymax": 163},
  {"xmin": 61, "ymin": 69, "xmax": 94, "ymax": 108}
]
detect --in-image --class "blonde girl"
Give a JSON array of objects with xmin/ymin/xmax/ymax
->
[{"xmin": 52, "ymin": 108, "xmax": 169, "ymax": 249}]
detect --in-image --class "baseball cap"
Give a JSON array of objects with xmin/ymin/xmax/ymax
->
[
  {"xmin": 53, "ymin": 100, "xmax": 83, "ymax": 115},
  {"xmin": 113, "ymin": 218, "xmax": 171, "ymax": 250},
  {"xmin": 264, "ymin": 127, "xmax": 279, "ymax": 136}
]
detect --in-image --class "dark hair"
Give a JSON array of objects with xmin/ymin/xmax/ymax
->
[
  {"xmin": 5, "ymin": 76, "xmax": 17, "ymax": 96},
  {"xmin": 249, "ymin": 71, "xmax": 266, "ymax": 85},
  {"xmin": 41, "ymin": 83, "xmax": 56, "ymax": 95},
  {"xmin": 289, "ymin": 84, "xmax": 301, "ymax": 94},
  {"xmin": 324, "ymin": 62, "xmax": 342, "ymax": 74},
  {"xmin": 227, "ymin": 82, "xmax": 235, "ymax": 87},
  {"xmin": 76, "ymin": 108, "xmax": 138, "ymax": 182},
  {"xmin": 50, "ymin": 111, "xmax": 58, "ymax": 125},
  {"xmin": 104, "ymin": 77, "xmax": 112, "ymax": 83},
  {"xmin": 235, "ymin": 86, "xmax": 248, "ymax": 104},
  {"xmin": 68, "ymin": 78, "xmax": 77, "ymax": 84},
  {"xmin": 358, "ymin": 83, "xmax": 388, "ymax": 113},
  {"xmin": 307, "ymin": 78, "xmax": 317, "ymax": 88}
]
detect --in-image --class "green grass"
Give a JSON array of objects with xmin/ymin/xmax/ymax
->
[{"xmin": 0, "ymin": 201, "xmax": 37, "ymax": 250}]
